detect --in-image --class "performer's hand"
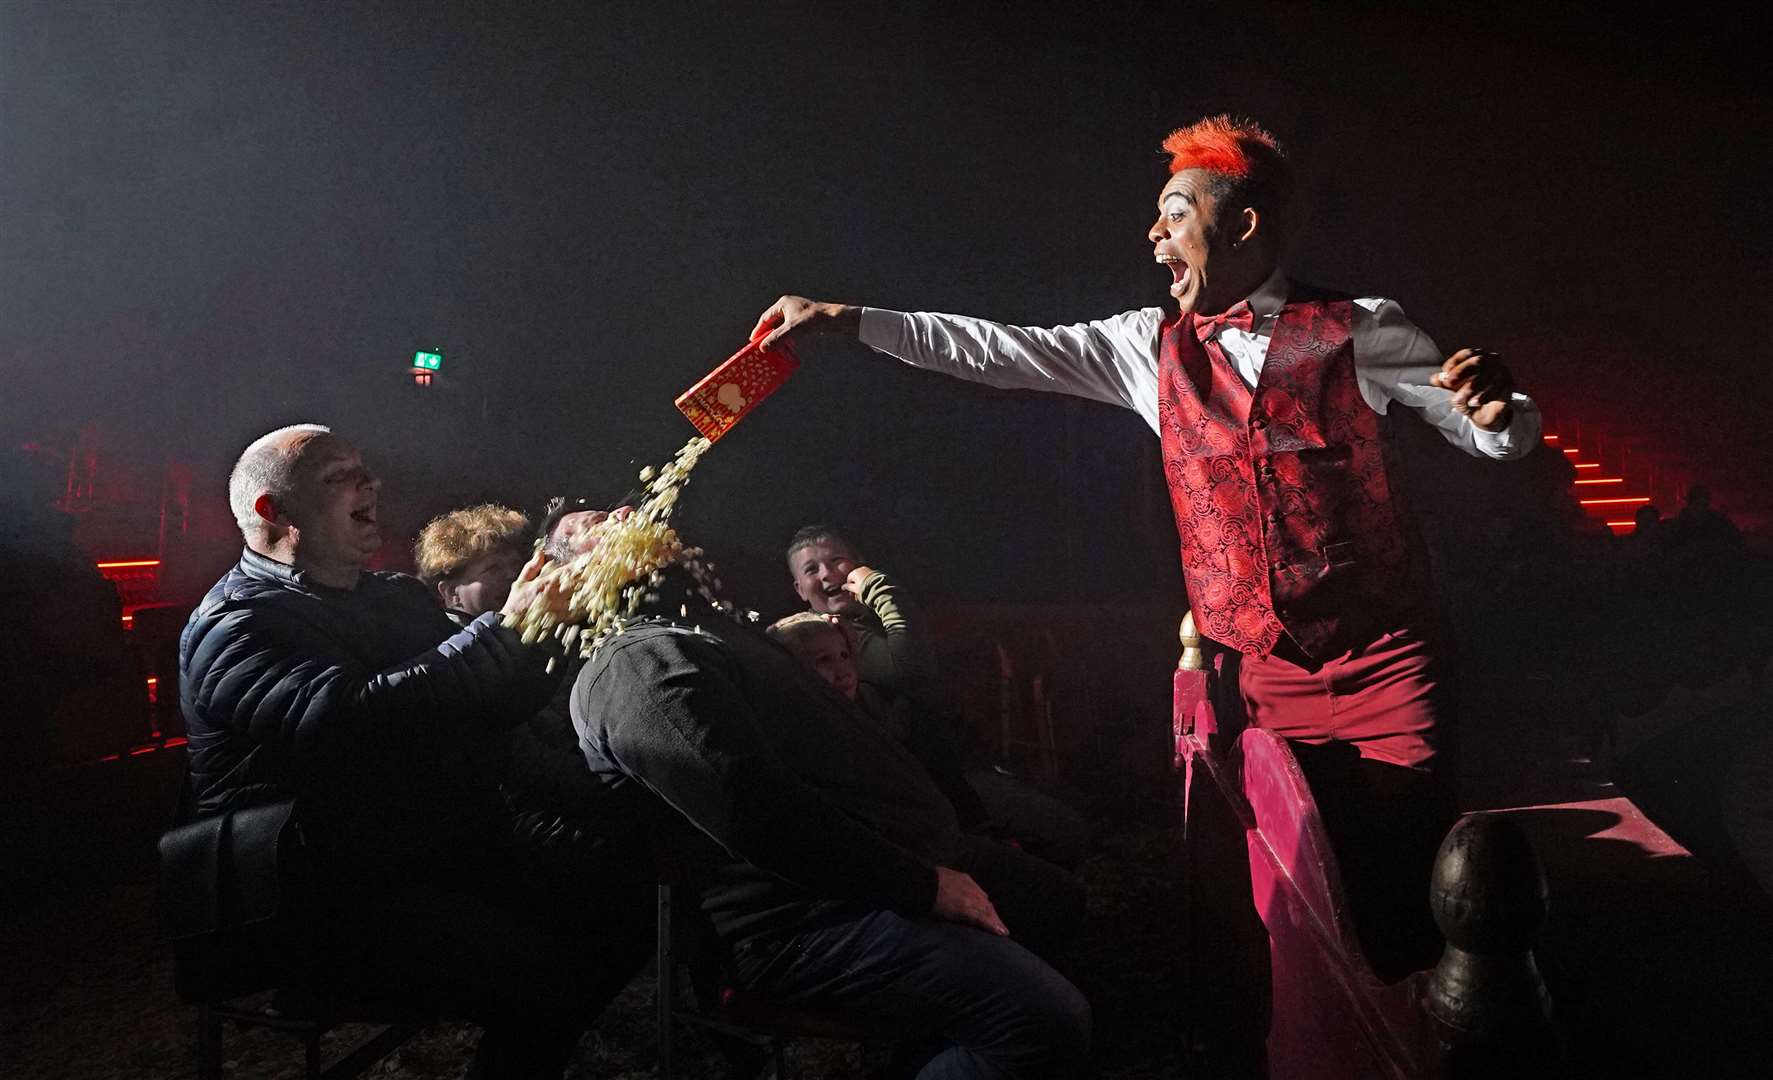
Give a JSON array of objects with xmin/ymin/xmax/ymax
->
[
  {"xmin": 1430, "ymin": 348, "xmax": 1515, "ymax": 431},
  {"xmin": 932, "ymin": 866, "xmax": 1010, "ymax": 936},
  {"xmin": 752, "ymin": 295, "xmax": 862, "ymax": 352},
  {"xmin": 501, "ymin": 550, "xmax": 570, "ymax": 626}
]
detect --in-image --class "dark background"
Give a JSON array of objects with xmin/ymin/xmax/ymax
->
[
  {"xmin": 4, "ymin": 15, "xmax": 1770, "ymax": 1076},
  {"xmin": 4, "ymin": 1, "xmax": 1768, "ymax": 613}
]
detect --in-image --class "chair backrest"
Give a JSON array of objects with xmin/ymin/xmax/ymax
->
[
  {"xmin": 159, "ymin": 794, "xmax": 298, "ymax": 1003},
  {"xmin": 931, "ymin": 632, "xmax": 1010, "ymax": 760}
]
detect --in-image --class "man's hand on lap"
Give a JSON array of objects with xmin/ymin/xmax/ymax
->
[{"xmin": 933, "ymin": 867, "xmax": 1009, "ymax": 937}]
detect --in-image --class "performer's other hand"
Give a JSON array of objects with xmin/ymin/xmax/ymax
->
[
  {"xmin": 932, "ymin": 866, "xmax": 1010, "ymax": 936},
  {"xmin": 1430, "ymin": 348, "xmax": 1515, "ymax": 431},
  {"xmin": 752, "ymin": 295, "xmax": 862, "ymax": 352}
]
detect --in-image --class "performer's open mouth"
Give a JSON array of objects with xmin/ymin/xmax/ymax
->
[
  {"xmin": 350, "ymin": 503, "xmax": 377, "ymax": 526},
  {"xmin": 1157, "ymin": 254, "xmax": 1191, "ymax": 297}
]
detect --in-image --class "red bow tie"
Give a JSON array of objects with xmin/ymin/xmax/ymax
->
[{"xmin": 1193, "ymin": 301, "xmax": 1256, "ymax": 342}]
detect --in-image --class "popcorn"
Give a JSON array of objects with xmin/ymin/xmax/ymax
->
[{"xmin": 502, "ymin": 436, "xmax": 750, "ymax": 656}]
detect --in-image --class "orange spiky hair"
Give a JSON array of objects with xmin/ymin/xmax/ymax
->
[
  {"xmin": 1159, "ymin": 115, "xmax": 1296, "ymax": 242},
  {"xmin": 1161, "ymin": 114, "xmax": 1282, "ymax": 177}
]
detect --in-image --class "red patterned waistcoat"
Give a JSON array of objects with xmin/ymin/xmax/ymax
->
[{"xmin": 1157, "ymin": 288, "xmax": 1420, "ymax": 660}]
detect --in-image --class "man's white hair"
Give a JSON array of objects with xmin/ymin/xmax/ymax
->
[{"xmin": 228, "ymin": 423, "xmax": 332, "ymax": 539}]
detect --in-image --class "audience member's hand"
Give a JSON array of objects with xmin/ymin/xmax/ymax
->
[
  {"xmin": 1429, "ymin": 347, "xmax": 1515, "ymax": 431},
  {"xmin": 932, "ymin": 867, "xmax": 1009, "ymax": 936},
  {"xmin": 751, "ymin": 295, "xmax": 862, "ymax": 352},
  {"xmin": 840, "ymin": 565, "xmax": 878, "ymax": 603},
  {"xmin": 500, "ymin": 551, "xmax": 571, "ymax": 626}
]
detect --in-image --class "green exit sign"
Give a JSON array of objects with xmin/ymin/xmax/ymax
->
[{"xmin": 413, "ymin": 350, "xmax": 443, "ymax": 371}]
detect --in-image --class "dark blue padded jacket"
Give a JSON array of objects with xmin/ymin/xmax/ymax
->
[{"xmin": 179, "ymin": 549, "xmax": 559, "ymax": 876}]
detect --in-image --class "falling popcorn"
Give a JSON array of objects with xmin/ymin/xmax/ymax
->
[{"xmin": 503, "ymin": 435, "xmax": 750, "ymax": 656}]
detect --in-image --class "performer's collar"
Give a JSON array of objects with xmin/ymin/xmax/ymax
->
[
  {"xmin": 1191, "ymin": 267, "xmax": 1289, "ymax": 330},
  {"xmin": 1243, "ymin": 267, "xmax": 1290, "ymax": 323}
]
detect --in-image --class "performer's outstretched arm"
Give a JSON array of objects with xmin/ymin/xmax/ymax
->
[{"xmin": 754, "ymin": 294, "xmax": 1167, "ymax": 430}]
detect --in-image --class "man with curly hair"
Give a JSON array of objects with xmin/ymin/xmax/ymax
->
[
  {"xmin": 417, "ymin": 499, "xmax": 652, "ymax": 914},
  {"xmin": 415, "ymin": 503, "xmax": 534, "ymax": 623}
]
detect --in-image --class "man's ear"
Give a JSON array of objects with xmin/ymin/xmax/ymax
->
[
  {"xmin": 1235, "ymin": 207, "xmax": 1260, "ymax": 248},
  {"xmin": 253, "ymin": 492, "xmax": 285, "ymax": 527},
  {"xmin": 435, "ymin": 578, "xmax": 457, "ymax": 609}
]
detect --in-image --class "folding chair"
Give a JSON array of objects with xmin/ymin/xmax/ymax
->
[{"xmin": 655, "ymin": 873, "xmax": 877, "ymax": 1079}]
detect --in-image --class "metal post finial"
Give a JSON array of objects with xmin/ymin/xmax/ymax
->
[{"xmin": 1179, "ymin": 610, "xmax": 1205, "ymax": 671}]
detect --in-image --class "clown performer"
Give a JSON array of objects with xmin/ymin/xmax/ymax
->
[{"xmin": 752, "ymin": 115, "xmax": 1541, "ymax": 975}]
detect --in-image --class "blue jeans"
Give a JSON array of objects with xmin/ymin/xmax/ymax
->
[{"xmin": 734, "ymin": 909, "xmax": 1091, "ymax": 1079}]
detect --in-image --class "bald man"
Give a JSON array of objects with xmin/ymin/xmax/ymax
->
[{"xmin": 176, "ymin": 424, "xmax": 643, "ymax": 1080}]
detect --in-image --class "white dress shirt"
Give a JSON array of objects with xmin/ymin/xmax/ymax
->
[{"xmin": 857, "ymin": 270, "xmax": 1540, "ymax": 459}]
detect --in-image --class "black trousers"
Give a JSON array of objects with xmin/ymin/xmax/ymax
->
[
  {"xmin": 270, "ymin": 853, "xmax": 652, "ymax": 1080},
  {"xmin": 1290, "ymin": 742, "xmax": 1456, "ymax": 981}
]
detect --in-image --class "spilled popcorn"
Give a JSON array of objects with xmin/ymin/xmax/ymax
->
[{"xmin": 502, "ymin": 436, "xmax": 752, "ymax": 662}]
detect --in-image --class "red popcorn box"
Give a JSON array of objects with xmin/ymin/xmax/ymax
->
[{"xmin": 674, "ymin": 336, "xmax": 800, "ymax": 443}]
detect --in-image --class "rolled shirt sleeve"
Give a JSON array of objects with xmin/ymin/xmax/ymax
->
[
  {"xmin": 1352, "ymin": 298, "xmax": 1542, "ymax": 460},
  {"xmin": 852, "ymin": 569, "xmax": 939, "ymax": 707}
]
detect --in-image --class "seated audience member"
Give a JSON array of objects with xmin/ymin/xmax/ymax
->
[
  {"xmin": 539, "ymin": 492, "xmax": 637, "ymax": 561},
  {"xmin": 414, "ymin": 503, "xmax": 533, "ymax": 623},
  {"xmin": 415, "ymin": 499, "xmax": 646, "ymax": 899},
  {"xmin": 787, "ymin": 525, "xmax": 1090, "ymax": 869},
  {"xmin": 179, "ymin": 424, "xmax": 648, "ymax": 1080},
  {"xmin": 788, "ymin": 524, "xmax": 939, "ymax": 708},
  {"xmin": 573, "ymin": 557, "xmax": 1090, "ymax": 1079},
  {"xmin": 1673, "ymin": 483, "xmax": 1742, "ymax": 553},
  {"xmin": 524, "ymin": 492, "xmax": 637, "ymax": 765},
  {"xmin": 769, "ymin": 612, "xmax": 990, "ymax": 830}
]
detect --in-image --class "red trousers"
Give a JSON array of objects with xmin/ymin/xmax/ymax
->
[
  {"xmin": 1236, "ymin": 621, "xmax": 1448, "ymax": 773},
  {"xmin": 1237, "ymin": 620, "xmax": 1455, "ymax": 975}
]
